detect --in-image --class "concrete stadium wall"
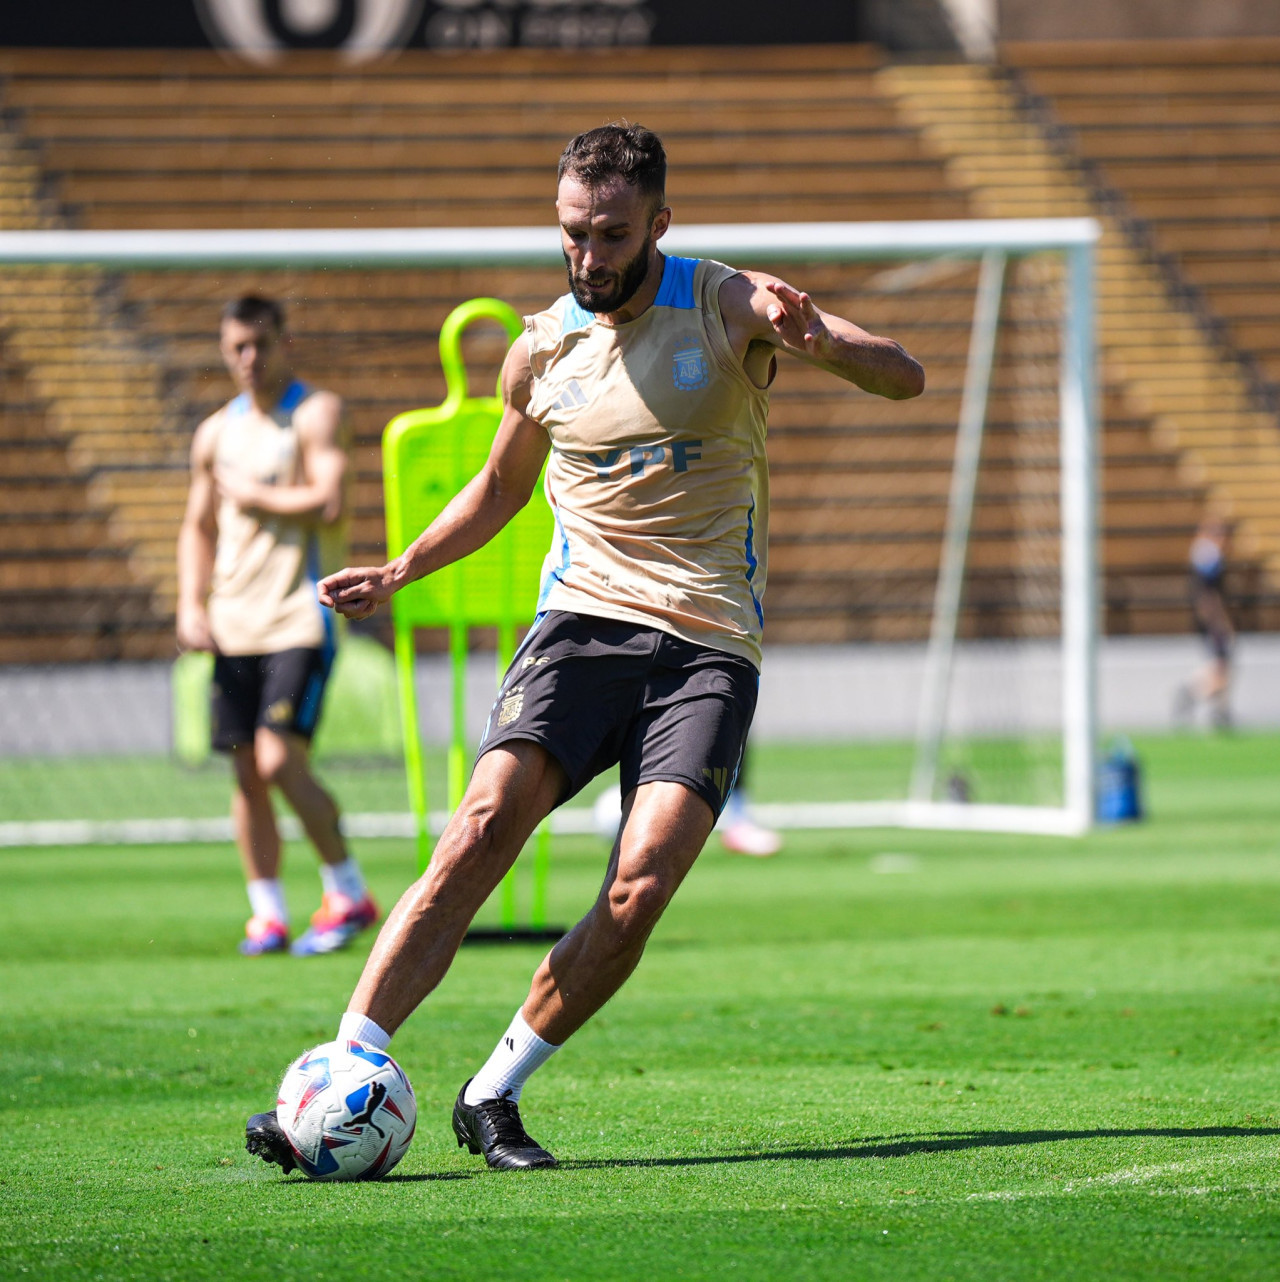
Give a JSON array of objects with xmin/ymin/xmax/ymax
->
[{"xmin": 2, "ymin": 634, "xmax": 1277, "ymax": 757}]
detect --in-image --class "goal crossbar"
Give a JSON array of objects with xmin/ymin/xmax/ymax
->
[
  {"xmin": 0, "ymin": 218, "xmax": 1099, "ymax": 268},
  {"xmin": 0, "ymin": 218, "xmax": 1100, "ymax": 839}
]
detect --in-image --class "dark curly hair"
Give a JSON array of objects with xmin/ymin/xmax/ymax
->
[
  {"xmin": 557, "ymin": 123, "xmax": 666, "ymax": 212},
  {"xmin": 221, "ymin": 294, "xmax": 285, "ymax": 333}
]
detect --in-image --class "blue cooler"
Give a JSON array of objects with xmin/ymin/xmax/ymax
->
[{"xmin": 1097, "ymin": 738, "xmax": 1144, "ymax": 824}]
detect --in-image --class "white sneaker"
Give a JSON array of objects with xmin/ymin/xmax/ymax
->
[{"xmin": 721, "ymin": 819, "xmax": 782, "ymax": 857}]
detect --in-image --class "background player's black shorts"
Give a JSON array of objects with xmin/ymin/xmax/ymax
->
[
  {"xmin": 1190, "ymin": 576, "xmax": 1233, "ymax": 660},
  {"xmin": 211, "ymin": 646, "xmax": 333, "ymax": 751},
  {"xmin": 477, "ymin": 610, "xmax": 759, "ymax": 818}
]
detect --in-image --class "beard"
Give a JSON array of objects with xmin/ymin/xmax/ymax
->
[{"xmin": 565, "ymin": 238, "xmax": 654, "ymax": 314}]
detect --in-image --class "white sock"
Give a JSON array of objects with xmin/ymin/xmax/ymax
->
[
  {"xmin": 463, "ymin": 1011, "xmax": 561, "ymax": 1105},
  {"xmin": 337, "ymin": 1011, "xmax": 391, "ymax": 1050},
  {"xmin": 247, "ymin": 878, "xmax": 288, "ymax": 925},
  {"xmin": 320, "ymin": 858, "xmax": 366, "ymax": 903}
]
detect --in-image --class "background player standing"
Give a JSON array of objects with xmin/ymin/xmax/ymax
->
[
  {"xmin": 246, "ymin": 123, "xmax": 923, "ymax": 1170},
  {"xmin": 177, "ymin": 295, "xmax": 378, "ymax": 956},
  {"xmin": 1175, "ymin": 515, "xmax": 1235, "ymax": 730}
]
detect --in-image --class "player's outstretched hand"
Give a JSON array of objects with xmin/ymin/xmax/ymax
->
[
  {"xmin": 318, "ymin": 564, "xmax": 398, "ymax": 620},
  {"xmin": 763, "ymin": 279, "xmax": 836, "ymax": 362}
]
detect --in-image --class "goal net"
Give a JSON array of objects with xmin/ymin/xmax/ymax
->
[{"xmin": 0, "ymin": 218, "xmax": 1098, "ymax": 845}]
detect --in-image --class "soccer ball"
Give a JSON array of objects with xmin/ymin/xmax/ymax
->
[{"xmin": 275, "ymin": 1040, "xmax": 416, "ymax": 1181}]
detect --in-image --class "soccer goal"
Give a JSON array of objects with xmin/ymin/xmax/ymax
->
[{"xmin": 0, "ymin": 216, "xmax": 1097, "ymax": 844}]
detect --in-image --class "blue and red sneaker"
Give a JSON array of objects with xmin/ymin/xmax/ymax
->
[
  {"xmin": 290, "ymin": 892, "xmax": 379, "ymax": 957},
  {"xmin": 239, "ymin": 916, "xmax": 289, "ymax": 956}
]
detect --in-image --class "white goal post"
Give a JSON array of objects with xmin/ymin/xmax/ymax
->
[{"xmin": 0, "ymin": 217, "xmax": 1099, "ymax": 839}]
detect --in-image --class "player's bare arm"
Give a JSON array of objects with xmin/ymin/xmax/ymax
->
[
  {"xmin": 213, "ymin": 390, "xmax": 347, "ymax": 522},
  {"xmin": 719, "ymin": 270, "xmax": 925, "ymax": 399},
  {"xmin": 319, "ymin": 337, "xmax": 550, "ymax": 622},
  {"xmin": 175, "ymin": 412, "xmax": 221, "ymax": 653}
]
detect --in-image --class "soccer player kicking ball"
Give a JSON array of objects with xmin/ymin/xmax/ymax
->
[
  {"xmin": 246, "ymin": 124, "xmax": 923, "ymax": 1171},
  {"xmin": 178, "ymin": 296, "xmax": 378, "ymax": 958}
]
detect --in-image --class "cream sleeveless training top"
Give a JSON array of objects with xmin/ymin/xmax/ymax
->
[
  {"xmin": 525, "ymin": 256, "xmax": 770, "ymax": 668},
  {"xmin": 206, "ymin": 380, "xmax": 343, "ymax": 657}
]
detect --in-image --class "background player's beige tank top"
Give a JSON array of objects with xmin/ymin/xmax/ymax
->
[
  {"xmin": 525, "ymin": 256, "xmax": 770, "ymax": 667},
  {"xmin": 207, "ymin": 380, "xmax": 344, "ymax": 656}
]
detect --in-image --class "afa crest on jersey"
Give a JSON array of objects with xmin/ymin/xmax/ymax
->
[{"xmin": 672, "ymin": 344, "xmax": 710, "ymax": 391}]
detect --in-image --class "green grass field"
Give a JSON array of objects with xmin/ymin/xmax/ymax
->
[{"xmin": 4, "ymin": 734, "xmax": 1280, "ymax": 1280}]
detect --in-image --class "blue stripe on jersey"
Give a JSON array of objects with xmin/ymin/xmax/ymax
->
[
  {"xmin": 230, "ymin": 381, "xmax": 308, "ymax": 415},
  {"xmin": 560, "ymin": 296, "xmax": 595, "ymax": 334},
  {"xmin": 278, "ymin": 379, "xmax": 309, "ymax": 412},
  {"xmin": 654, "ymin": 256, "xmax": 700, "ymax": 310},
  {"xmin": 556, "ymin": 257, "xmax": 697, "ymax": 329},
  {"xmin": 744, "ymin": 499, "xmax": 764, "ymax": 628},
  {"xmin": 537, "ymin": 507, "xmax": 572, "ymax": 610}
]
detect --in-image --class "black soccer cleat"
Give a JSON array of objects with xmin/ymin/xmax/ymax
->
[
  {"xmin": 451, "ymin": 1080, "xmax": 558, "ymax": 1170},
  {"xmin": 245, "ymin": 1109, "xmax": 298, "ymax": 1174}
]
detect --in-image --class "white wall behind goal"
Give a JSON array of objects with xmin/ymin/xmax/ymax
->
[
  {"xmin": 0, "ymin": 634, "xmax": 1277, "ymax": 757},
  {"xmin": 751, "ymin": 636, "xmax": 1278, "ymax": 740}
]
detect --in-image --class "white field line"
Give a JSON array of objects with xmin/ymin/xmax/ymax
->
[
  {"xmin": 0, "ymin": 808, "xmax": 594, "ymax": 847},
  {"xmin": 966, "ymin": 1155, "xmax": 1273, "ymax": 1201},
  {"xmin": 0, "ymin": 801, "xmax": 1085, "ymax": 847}
]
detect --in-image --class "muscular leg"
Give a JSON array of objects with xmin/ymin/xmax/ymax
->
[
  {"xmin": 348, "ymin": 740, "xmax": 567, "ymax": 1036},
  {"xmin": 253, "ymin": 727, "xmax": 346, "ymax": 866},
  {"xmin": 230, "ymin": 744, "xmax": 281, "ymax": 881},
  {"xmin": 523, "ymin": 780, "xmax": 716, "ymax": 1045},
  {"xmin": 442, "ymin": 779, "xmax": 713, "ymax": 1168}
]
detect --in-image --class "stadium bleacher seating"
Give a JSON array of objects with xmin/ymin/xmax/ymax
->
[
  {"xmin": 0, "ymin": 43, "xmax": 1272, "ymax": 661},
  {"xmin": 882, "ymin": 48, "xmax": 1280, "ymax": 632},
  {"xmin": 1001, "ymin": 38, "xmax": 1280, "ymax": 611}
]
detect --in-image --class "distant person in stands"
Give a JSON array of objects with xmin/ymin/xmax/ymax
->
[
  {"xmin": 176, "ymin": 295, "xmax": 377, "ymax": 956},
  {"xmin": 1174, "ymin": 515, "xmax": 1234, "ymax": 730}
]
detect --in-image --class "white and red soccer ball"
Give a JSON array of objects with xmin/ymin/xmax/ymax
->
[{"xmin": 276, "ymin": 1040, "xmax": 416, "ymax": 1181}]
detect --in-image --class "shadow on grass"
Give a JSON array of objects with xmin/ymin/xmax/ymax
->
[
  {"xmin": 558, "ymin": 1125, "xmax": 1280, "ymax": 1170},
  {"xmin": 263, "ymin": 1127, "xmax": 1280, "ymax": 1182},
  {"xmin": 270, "ymin": 1170, "xmax": 477, "ymax": 1185}
]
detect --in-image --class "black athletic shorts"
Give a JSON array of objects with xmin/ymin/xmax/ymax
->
[
  {"xmin": 477, "ymin": 610, "xmax": 759, "ymax": 818},
  {"xmin": 211, "ymin": 646, "xmax": 333, "ymax": 751}
]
